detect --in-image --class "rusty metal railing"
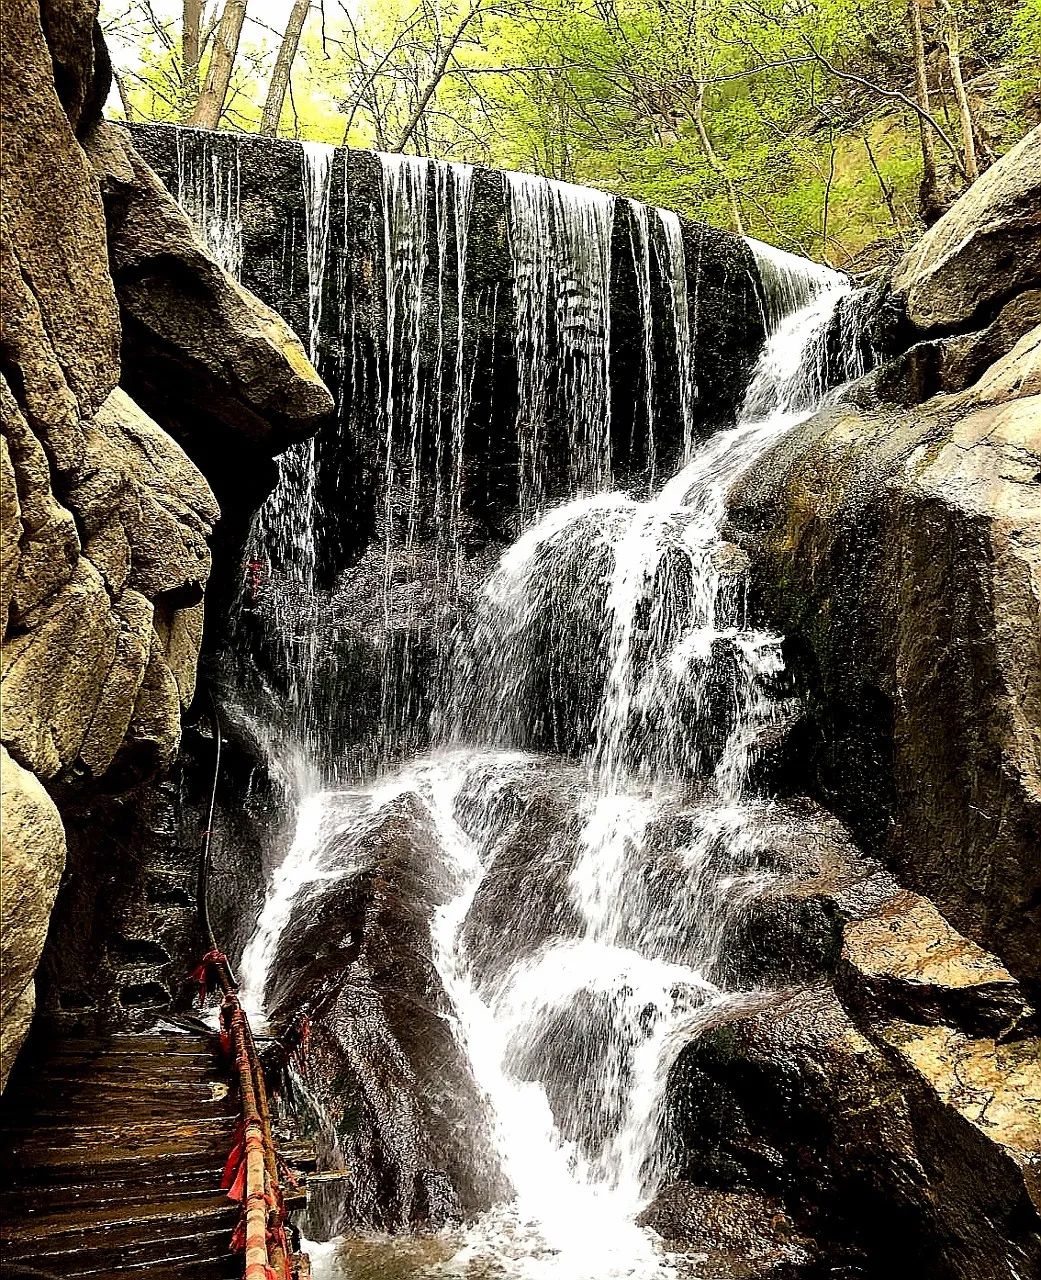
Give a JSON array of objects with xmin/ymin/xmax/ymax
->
[{"xmin": 193, "ymin": 949, "xmax": 300, "ymax": 1280}]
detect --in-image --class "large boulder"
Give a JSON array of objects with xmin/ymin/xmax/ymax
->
[
  {"xmin": 837, "ymin": 890, "xmax": 1033, "ymax": 1035},
  {"xmin": 891, "ymin": 126, "xmax": 1041, "ymax": 334},
  {"xmin": 728, "ymin": 333, "xmax": 1041, "ymax": 988},
  {"xmin": 0, "ymin": 749, "xmax": 66, "ymax": 1087},
  {"xmin": 666, "ymin": 900, "xmax": 1041, "ymax": 1280},
  {"xmin": 0, "ymin": 0, "xmax": 119, "ymax": 430},
  {"xmin": 1, "ymin": 382, "xmax": 218, "ymax": 784},
  {"xmin": 87, "ymin": 122, "xmax": 334, "ymax": 474},
  {"xmin": 637, "ymin": 1184, "xmax": 820, "ymax": 1278},
  {"xmin": 718, "ymin": 146, "xmax": 1041, "ymax": 1259},
  {"xmin": 265, "ymin": 790, "xmax": 509, "ymax": 1234}
]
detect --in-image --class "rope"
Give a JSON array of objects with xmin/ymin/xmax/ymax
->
[{"xmin": 197, "ymin": 689, "xmax": 238, "ymax": 988}]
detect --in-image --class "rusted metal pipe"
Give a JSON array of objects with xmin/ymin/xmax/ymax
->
[{"xmin": 204, "ymin": 951, "xmax": 298, "ymax": 1280}]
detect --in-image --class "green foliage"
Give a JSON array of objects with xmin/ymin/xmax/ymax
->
[
  {"xmin": 1000, "ymin": 0, "xmax": 1041, "ymax": 121},
  {"xmin": 102, "ymin": 0, "xmax": 1037, "ymax": 265}
]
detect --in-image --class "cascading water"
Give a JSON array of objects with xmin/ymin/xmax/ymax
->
[
  {"xmin": 237, "ymin": 205, "xmax": 866, "ymax": 1275},
  {"xmin": 506, "ymin": 173, "xmax": 615, "ymax": 517},
  {"xmin": 229, "ymin": 143, "xmax": 336, "ymax": 789},
  {"xmin": 629, "ymin": 203, "xmax": 658, "ymax": 489},
  {"xmin": 656, "ymin": 211, "xmax": 697, "ymax": 465},
  {"xmin": 377, "ymin": 153, "xmax": 431, "ymax": 748},
  {"xmin": 175, "ymin": 129, "xmax": 243, "ymax": 279},
  {"xmin": 376, "ymin": 153, "xmax": 481, "ymax": 754}
]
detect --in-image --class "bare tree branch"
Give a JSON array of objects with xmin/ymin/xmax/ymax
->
[{"xmin": 391, "ymin": 0, "xmax": 485, "ymax": 153}]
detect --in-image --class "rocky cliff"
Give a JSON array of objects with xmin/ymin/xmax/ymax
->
[
  {"xmin": 0, "ymin": 0, "xmax": 332, "ymax": 1086},
  {"xmin": 664, "ymin": 125, "xmax": 1041, "ymax": 1277},
  {"xmin": 730, "ymin": 125, "xmax": 1041, "ymax": 994}
]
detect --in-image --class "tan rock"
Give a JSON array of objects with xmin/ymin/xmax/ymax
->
[
  {"xmin": 78, "ymin": 588, "xmax": 154, "ymax": 776},
  {"xmin": 872, "ymin": 293, "xmax": 1041, "ymax": 405},
  {"xmin": 0, "ymin": 229, "xmax": 85, "ymax": 471},
  {"xmin": 0, "ymin": 747, "xmax": 66, "ymax": 1088},
  {"xmin": 672, "ymin": 981, "xmax": 1041, "ymax": 1277},
  {"xmin": 92, "ymin": 388, "xmax": 218, "ymax": 598},
  {"xmin": 0, "ymin": 436, "xmax": 22, "ymax": 625},
  {"xmin": 839, "ymin": 890, "xmax": 1030, "ymax": 1035},
  {"xmin": 877, "ymin": 1021, "xmax": 1041, "ymax": 1212},
  {"xmin": 892, "ymin": 127, "xmax": 1041, "ymax": 334},
  {"xmin": 0, "ymin": 0, "xmax": 120, "ymax": 420},
  {"xmin": 0, "ymin": 4, "xmax": 327, "ymax": 1083},
  {"xmin": 962, "ymin": 325, "xmax": 1041, "ymax": 407},
  {"xmin": 1, "ymin": 559, "xmax": 118, "ymax": 778},
  {"xmin": 117, "ymin": 630, "xmax": 184, "ymax": 779},
  {"xmin": 0, "ymin": 376, "xmax": 79, "ymax": 621},
  {"xmin": 96, "ymin": 124, "xmax": 334, "ymax": 453},
  {"xmin": 39, "ymin": 0, "xmax": 101, "ymax": 129},
  {"xmin": 729, "ymin": 367, "xmax": 1041, "ymax": 986},
  {"xmin": 153, "ymin": 599, "xmax": 205, "ymax": 707}
]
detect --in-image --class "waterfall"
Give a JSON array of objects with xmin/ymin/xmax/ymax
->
[
  {"xmin": 433, "ymin": 162, "xmax": 476, "ymax": 624},
  {"xmin": 746, "ymin": 235, "xmax": 840, "ymax": 331},
  {"xmin": 375, "ymin": 154, "xmax": 478, "ymax": 754},
  {"xmin": 198, "ymin": 135, "xmax": 867, "ymax": 1276},
  {"xmin": 447, "ymin": 271, "xmax": 850, "ymax": 782},
  {"xmin": 414, "ymin": 272, "xmax": 852, "ymax": 1280},
  {"xmin": 224, "ymin": 143, "xmax": 336, "ymax": 792},
  {"xmin": 506, "ymin": 173, "xmax": 615, "ymax": 517},
  {"xmin": 247, "ymin": 237, "xmax": 858, "ymax": 1277},
  {"xmin": 656, "ymin": 211, "xmax": 696, "ymax": 464},
  {"xmin": 629, "ymin": 203, "xmax": 657, "ymax": 489},
  {"xmin": 174, "ymin": 130, "xmax": 243, "ymax": 279},
  {"xmin": 200, "ymin": 141, "xmax": 340, "ymax": 1034},
  {"xmin": 303, "ymin": 142, "xmax": 335, "ymax": 360},
  {"xmin": 376, "ymin": 153, "xmax": 430, "ymax": 750}
]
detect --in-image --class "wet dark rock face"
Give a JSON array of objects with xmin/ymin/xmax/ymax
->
[
  {"xmin": 129, "ymin": 128, "xmax": 766, "ymax": 564},
  {"xmin": 637, "ymin": 1184, "xmax": 822, "ymax": 1279},
  {"xmin": 664, "ymin": 975, "xmax": 1041, "ymax": 1280},
  {"xmin": 265, "ymin": 793, "xmax": 508, "ymax": 1234},
  {"xmin": 40, "ymin": 720, "xmax": 278, "ymax": 1031},
  {"xmin": 688, "ymin": 134, "xmax": 1041, "ymax": 1274}
]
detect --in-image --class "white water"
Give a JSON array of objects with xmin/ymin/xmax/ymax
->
[
  {"xmin": 228, "ymin": 143, "xmax": 336, "ymax": 786},
  {"xmin": 506, "ymin": 173, "xmax": 616, "ymax": 517},
  {"xmin": 248, "ymin": 240, "xmax": 857, "ymax": 1278},
  {"xmin": 377, "ymin": 153, "xmax": 482, "ymax": 750},
  {"xmin": 657, "ymin": 211, "xmax": 696, "ymax": 465},
  {"xmin": 175, "ymin": 130, "xmax": 243, "ymax": 279},
  {"xmin": 629, "ymin": 202, "xmax": 658, "ymax": 489}
]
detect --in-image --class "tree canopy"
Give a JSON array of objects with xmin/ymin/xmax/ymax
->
[{"xmin": 103, "ymin": 0, "xmax": 1040, "ymax": 263}]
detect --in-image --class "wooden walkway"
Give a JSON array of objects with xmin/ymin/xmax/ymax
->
[{"xmin": 0, "ymin": 1027, "xmax": 308, "ymax": 1278}]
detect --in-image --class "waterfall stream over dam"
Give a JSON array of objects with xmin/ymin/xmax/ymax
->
[{"xmin": 133, "ymin": 128, "xmax": 871, "ymax": 1278}]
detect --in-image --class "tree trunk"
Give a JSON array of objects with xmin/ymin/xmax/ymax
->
[
  {"xmin": 113, "ymin": 67, "xmax": 135, "ymax": 121},
  {"xmin": 181, "ymin": 0, "xmax": 204, "ymax": 122},
  {"xmin": 259, "ymin": 0, "xmax": 310, "ymax": 137},
  {"xmin": 943, "ymin": 6, "xmax": 979, "ymax": 181},
  {"xmin": 907, "ymin": 0, "xmax": 941, "ymax": 221},
  {"xmin": 693, "ymin": 83, "xmax": 744, "ymax": 235},
  {"xmin": 189, "ymin": 0, "xmax": 248, "ymax": 129}
]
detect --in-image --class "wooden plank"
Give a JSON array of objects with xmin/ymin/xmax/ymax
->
[
  {"xmin": 0, "ymin": 1020, "xmax": 309, "ymax": 1278},
  {"xmin": 1, "ymin": 1189, "xmax": 237, "ymax": 1244}
]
